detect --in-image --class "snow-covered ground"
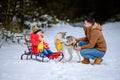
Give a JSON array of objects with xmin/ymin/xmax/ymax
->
[{"xmin": 0, "ymin": 22, "xmax": 120, "ymax": 80}]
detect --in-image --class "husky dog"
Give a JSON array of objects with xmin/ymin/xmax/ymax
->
[{"xmin": 54, "ymin": 32, "xmax": 81, "ymax": 62}]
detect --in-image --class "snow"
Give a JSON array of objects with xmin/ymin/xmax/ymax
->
[{"xmin": 0, "ymin": 22, "xmax": 120, "ymax": 80}]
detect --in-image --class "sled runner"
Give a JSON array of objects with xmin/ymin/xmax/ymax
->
[{"xmin": 21, "ymin": 40, "xmax": 64, "ymax": 62}]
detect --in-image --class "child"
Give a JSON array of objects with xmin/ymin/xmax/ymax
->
[{"xmin": 30, "ymin": 26, "xmax": 61, "ymax": 60}]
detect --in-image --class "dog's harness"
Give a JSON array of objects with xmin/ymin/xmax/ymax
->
[
  {"xmin": 55, "ymin": 38, "xmax": 62, "ymax": 51},
  {"xmin": 55, "ymin": 38, "xmax": 78, "ymax": 51}
]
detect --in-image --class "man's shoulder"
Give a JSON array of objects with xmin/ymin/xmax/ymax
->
[{"xmin": 91, "ymin": 29, "xmax": 101, "ymax": 35}]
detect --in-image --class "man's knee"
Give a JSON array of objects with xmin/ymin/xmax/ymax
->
[{"xmin": 80, "ymin": 49, "xmax": 86, "ymax": 56}]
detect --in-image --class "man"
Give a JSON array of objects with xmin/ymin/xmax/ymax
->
[{"xmin": 73, "ymin": 16, "xmax": 107, "ymax": 65}]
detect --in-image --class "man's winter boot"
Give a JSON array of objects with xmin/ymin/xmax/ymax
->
[
  {"xmin": 93, "ymin": 58, "xmax": 103, "ymax": 65},
  {"xmin": 82, "ymin": 58, "xmax": 90, "ymax": 64}
]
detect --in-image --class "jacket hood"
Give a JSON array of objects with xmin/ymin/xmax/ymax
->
[
  {"xmin": 92, "ymin": 23, "xmax": 102, "ymax": 31},
  {"xmin": 83, "ymin": 23, "xmax": 102, "ymax": 35}
]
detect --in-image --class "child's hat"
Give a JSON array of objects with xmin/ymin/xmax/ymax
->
[{"xmin": 32, "ymin": 26, "xmax": 42, "ymax": 33}]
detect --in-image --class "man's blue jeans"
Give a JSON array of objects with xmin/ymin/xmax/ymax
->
[{"xmin": 78, "ymin": 41, "xmax": 105, "ymax": 59}]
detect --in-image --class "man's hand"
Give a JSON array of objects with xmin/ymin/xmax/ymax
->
[{"xmin": 75, "ymin": 46, "xmax": 81, "ymax": 51}]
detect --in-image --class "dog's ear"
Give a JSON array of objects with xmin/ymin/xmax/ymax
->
[
  {"xmin": 63, "ymin": 32, "xmax": 67, "ymax": 36},
  {"xmin": 72, "ymin": 36, "xmax": 76, "ymax": 39},
  {"xmin": 66, "ymin": 36, "xmax": 72, "ymax": 38},
  {"xmin": 64, "ymin": 32, "xmax": 67, "ymax": 34},
  {"xmin": 57, "ymin": 32, "xmax": 61, "ymax": 34}
]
